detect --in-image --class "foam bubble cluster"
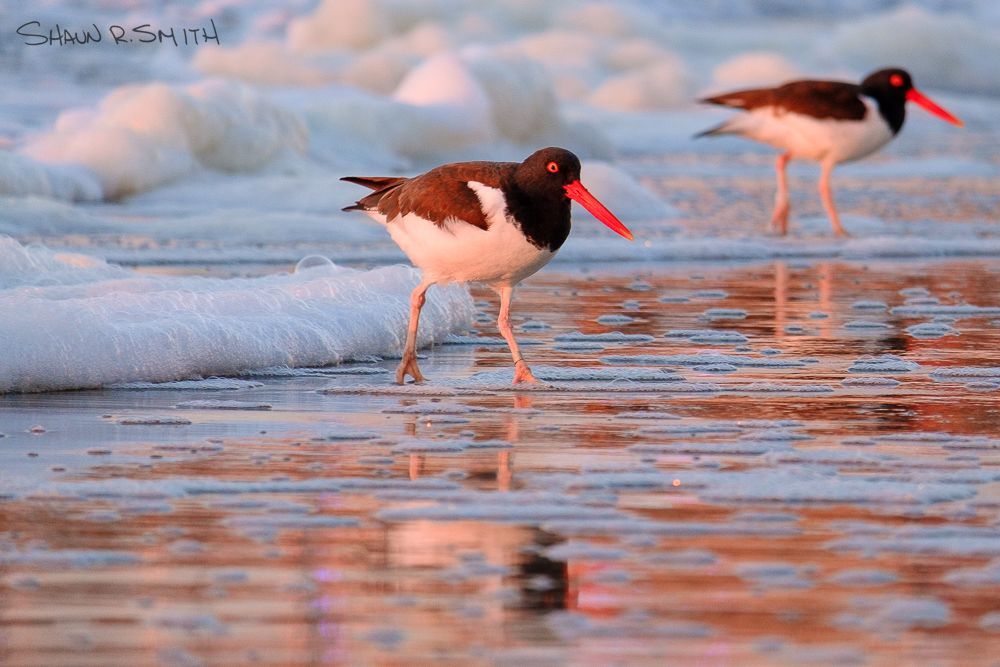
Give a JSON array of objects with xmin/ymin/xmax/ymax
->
[
  {"xmin": 0, "ymin": 238, "xmax": 472, "ymax": 393},
  {"xmin": 22, "ymin": 81, "xmax": 307, "ymax": 199}
]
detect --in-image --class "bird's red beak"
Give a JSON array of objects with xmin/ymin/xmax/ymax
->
[
  {"xmin": 564, "ymin": 180, "xmax": 634, "ymax": 241},
  {"xmin": 906, "ymin": 88, "xmax": 964, "ymax": 127}
]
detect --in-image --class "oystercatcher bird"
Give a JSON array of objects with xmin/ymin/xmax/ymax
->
[
  {"xmin": 697, "ymin": 68, "xmax": 963, "ymax": 236},
  {"xmin": 342, "ymin": 147, "xmax": 634, "ymax": 385}
]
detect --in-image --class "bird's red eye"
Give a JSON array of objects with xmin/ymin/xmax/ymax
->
[
  {"xmin": 890, "ymin": 74, "xmax": 904, "ymax": 87},
  {"xmin": 546, "ymin": 161, "xmax": 559, "ymax": 173}
]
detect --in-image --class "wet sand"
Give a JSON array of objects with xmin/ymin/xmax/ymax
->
[{"xmin": 2, "ymin": 259, "xmax": 1000, "ymax": 665}]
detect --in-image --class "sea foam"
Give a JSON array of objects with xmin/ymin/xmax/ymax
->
[{"xmin": 0, "ymin": 238, "xmax": 471, "ymax": 393}]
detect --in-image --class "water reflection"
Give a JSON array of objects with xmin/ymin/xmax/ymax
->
[{"xmin": 2, "ymin": 259, "xmax": 999, "ymax": 664}]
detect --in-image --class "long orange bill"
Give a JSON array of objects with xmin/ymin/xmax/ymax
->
[
  {"xmin": 564, "ymin": 180, "xmax": 634, "ymax": 241},
  {"xmin": 906, "ymin": 88, "xmax": 964, "ymax": 127}
]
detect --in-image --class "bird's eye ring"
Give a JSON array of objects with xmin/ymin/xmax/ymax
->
[
  {"xmin": 546, "ymin": 161, "xmax": 560, "ymax": 173},
  {"xmin": 889, "ymin": 74, "xmax": 904, "ymax": 87}
]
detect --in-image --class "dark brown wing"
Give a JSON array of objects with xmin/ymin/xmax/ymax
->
[
  {"xmin": 342, "ymin": 161, "xmax": 515, "ymax": 230},
  {"xmin": 701, "ymin": 86, "xmax": 775, "ymax": 110},
  {"xmin": 701, "ymin": 79, "xmax": 866, "ymax": 121}
]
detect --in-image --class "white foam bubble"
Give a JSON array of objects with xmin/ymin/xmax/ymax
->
[
  {"xmin": 831, "ymin": 6, "xmax": 1000, "ymax": 96},
  {"xmin": 595, "ymin": 314, "xmax": 635, "ymax": 324},
  {"xmin": 286, "ymin": 0, "xmax": 401, "ymax": 53},
  {"xmin": 631, "ymin": 441, "xmax": 779, "ymax": 456},
  {"xmin": 0, "ymin": 240, "xmax": 472, "ymax": 393},
  {"xmin": 536, "ymin": 464, "xmax": 945, "ymax": 508},
  {"xmin": 194, "ymin": 42, "xmax": 337, "ymax": 87},
  {"xmin": 444, "ymin": 334, "xmax": 512, "ymax": 346},
  {"xmin": 851, "ymin": 300, "xmax": 888, "ymax": 311},
  {"xmin": 384, "ymin": 403, "xmax": 473, "ymax": 416},
  {"xmin": 663, "ymin": 330, "xmax": 750, "ymax": 344},
  {"xmin": 312, "ymin": 430, "xmax": 380, "ymax": 442},
  {"xmin": 319, "ymin": 384, "xmax": 460, "ymax": 397},
  {"xmin": 460, "ymin": 365, "xmax": 685, "ymax": 384},
  {"xmin": 642, "ymin": 549, "xmax": 717, "ymax": 567},
  {"xmin": 711, "ymin": 52, "xmax": 802, "ymax": 90},
  {"xmin": 906, "ymin": 322, "xmax": 959, "ymax": 339},
  {"xmin": 847, "ymin": 355, "xmax": 921, "ymax": 374},
  {"xmin": 828, "ymin": 569, "xmax": 898, "ymax": 587},
  {"xmin": 392, "ymin": 53, "xmax": 495, "ymax": 149},
  {"xmin": 553, "ymin": 341, "xmax": 605, "ymax": 351},
  {"xmin": 173, "ymin": 400, "xmax": 273, "ymax": 411},
  {"xmin": 0, "ymin": 237, "xmax": 126, "ymax": 289},
  {"xmin": 543, "ymin": 541, "xmax": 625, "ymax": 562},
  {"xmin": 604, "ymin": 352, "xmax": 803, "ymax": 368},
  {"xmin": 111, "ymin": 378, "xmax": 265, "ymax": 391},
  {"xmin": 943, "ymin": 560, "xmax": 1000, "ymax": 586},
  {"xmin": 843, "ymin": 320, "xmax": 891, "ymax": 330},
  {"xmin": 701, "ymin": 308, "xmax": 748, "ymax": 320},
  {"xmin": 735, "ymin": 562, "xmax": 812, "ymax": 589},
  {"xmin": 841, "ymin": 377, "xmax": 901, "ymax": 388},
  {"xmin": 891, "ymin": 304, "xmax": 1000, "ymax": 317},
  {"xmin": 589, "ymin": 61, "xmax": 690, "ymax": 111},
  {"xmin": 392, "ymin": 438, "xmax": 512, "ymax": 454},
  {"xmin": 980, "ymin": 612, "xmax": 1000, "ymax": 631},
  {"xmin": 829, "ymin": 524, "xmax": 1000, "ymax": 556},
  {"xmin": 22, "ymin": 81, "xmax": 307, "ymax": 199},
  {"xmin": 376, "ymin": 490, "xmax": 624, "ymax": 524},
  {"xmin": 116, "ymin": 416, "xmax": 193, "ymax": 426},
  {"xmin": 0, "ymin": 548, "xmax": 140, "ymax": 568},
  {"xmin": 637, "ymin": 422, "xmax": 742, "ymax": 436},
  {"xmin": 930, "ymin": 367, "xmax": 1000, "ymax": 381},
  {"xmin": 616, "ymin": 410, "xmax": 682, "ymax": 420},
  {"xmin": 833, "ymin": 595, "xmax": 951, "ymax": 631},
  {"xmin": 0, "ymin": 152, "xmax": 101, "ymax": 202},
  {"xmin": 730, "ymin": 382, "xmax": 834, "ymax": 394}
]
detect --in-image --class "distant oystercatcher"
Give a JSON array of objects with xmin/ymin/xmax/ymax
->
[
  {"xmin": 342, "ymin": 147, "xmax": 634, "ymax": 385},
  {"xmin": 697, "ymin": 68, "xmax": 963, "ymax": 236}
]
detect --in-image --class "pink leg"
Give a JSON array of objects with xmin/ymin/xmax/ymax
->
[
  {"xmin": 819, "ymin": 160, "xmax": 849, "ymax": 238},
  {"xmin": 496, "ymin": 285, "xmax": 537, "ymax": 385},
  {"xmin": 772, "ymin": 152, "xmax": 791, "ymax": 235},
  {"xmin": 396, "ymin": 280, "xmax": 434, "ymax": 384}
]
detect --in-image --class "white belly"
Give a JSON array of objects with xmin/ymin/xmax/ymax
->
[
  {"xmin": 366, "ymin": 181, "xmax": 556, "ymax": 287},
  {"xmin": 385, "ymin": 213, "xmax": 554, "ymax": 286},
  {"xmin": 729, "ymin": 98, "xmax": 894, "ymax": 164}
]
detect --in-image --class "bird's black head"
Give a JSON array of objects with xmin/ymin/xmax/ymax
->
[
  {"xmin": 861, "ymin": 68, "xmax": 913, "ymax": 101},
  {"xmin": 514, "ymin": 147, "xmax": 582, "ymax": 194},
  {"xmin": 511, "ymin": 147, "xmax": 633, "ymax": 242},
  {"xmin": 860, "ymin": 67, "xmax": 962, "ymax": 134},
  {"xmin": 859, "ymin": 68, "xmax": 912, "ymax": 134}
]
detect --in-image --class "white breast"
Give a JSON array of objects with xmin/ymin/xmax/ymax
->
[
  {"xmin": 726, "ymin": 98, "xmax": 895, "ymax": 164},
  {"xmin": 370, "ymin": 181, "xmax": 556, "ymax": 288}
]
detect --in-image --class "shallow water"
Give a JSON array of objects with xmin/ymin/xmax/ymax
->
[
  {"xmin": 4, "ymin": 0, "xmax": 1000, "ymax": 663},
  {"xmin": 2, "ymin": 259, "xmax": 999, "ymax": 666}
]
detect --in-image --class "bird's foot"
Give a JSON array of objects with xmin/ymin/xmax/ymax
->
[
  {"xmin": 395, "ymin": 354, "xmax": 426, "ymax": 385},
  {"xmin": 770, "ymin": 208, "xmax": 790, "ymax": 236},
  {"xmin": 771, "ymin": 197, "xmax": 792, "ymax": 236},
  {"xmin": 512, "ymin": 359, "xmax": 539, "ymax": 385},
  {"xmin": 833, "ymin": 227, "xmax": 852, "ymax": 239}
]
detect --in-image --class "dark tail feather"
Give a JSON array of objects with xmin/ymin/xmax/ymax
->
[
  {"xmin": 341, "ymin": 175, "xmax": 407, "ymax": 214},
  {"xmin": 340, "ymin": 175, "xmax": 405, "ymax": 191},
  {"xmin": 693, "ymin": 121, "xmax": 730, "ymax": 139},
  {"xmin": 699, "ymin": 94, "xmax": 736, "ymax": 107}
]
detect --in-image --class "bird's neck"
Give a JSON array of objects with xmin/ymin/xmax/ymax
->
[
  {"xmin": 502, "ymin": 181, "xmax": 572, "ymax": 252},
  {"xmin": 865, "ymin": 92, "xmax": 906, "ymax": 135}
]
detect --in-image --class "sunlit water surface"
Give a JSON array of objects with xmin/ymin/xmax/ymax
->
[{"xmin": 3, "ymin": 258, "xmax": 1000, "ymax": 666}]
